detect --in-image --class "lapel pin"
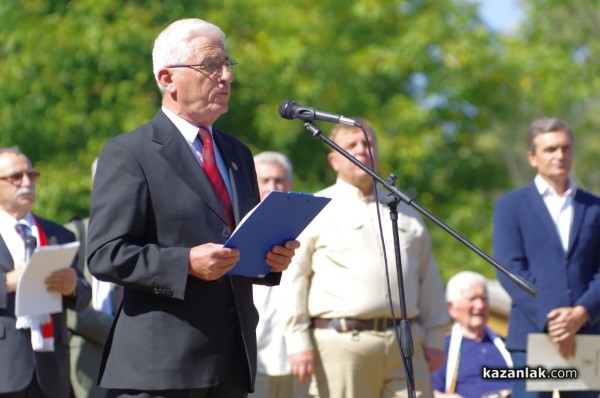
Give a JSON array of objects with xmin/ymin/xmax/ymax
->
[{"xmin": 231, "ymin": 161, "xmax": 238, "ymax": 171}]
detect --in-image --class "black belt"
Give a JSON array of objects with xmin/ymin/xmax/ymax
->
[{"xmin": 312, "ymin": 317, "xmax": 401, "ymax": 332}]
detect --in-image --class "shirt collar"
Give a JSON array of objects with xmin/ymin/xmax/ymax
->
[
  {"xmin": 335, "ymin": 178, "xmax": 385, "ymax": 203},
  {"xmin": 161, "ymin": 106, "xmax": 213, "ymax": 144},
  {"xmin": 534, "ymin": 175, "xmax": 577, "ymax": 198},
  {"xmin": 0, "ymin": 210, "xmax": 33, "ymax": 228}
]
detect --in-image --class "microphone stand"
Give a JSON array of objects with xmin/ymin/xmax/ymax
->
[
  {"xmin": 380, "ymin": 186, "xmax": 417, "ymax": 397},
  {"xmin": 302, "ymin": 121, "xmax": 539, "ymax": 395}
]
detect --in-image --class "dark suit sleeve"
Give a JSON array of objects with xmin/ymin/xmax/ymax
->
[{"xmin": 87, "ymin": 138, "xmax": 190, "ymax": 300}]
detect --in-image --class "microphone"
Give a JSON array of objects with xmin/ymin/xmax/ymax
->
[
  {"xmin": 24, "ymin": 235, "xmax": 37, "ymax": 262},
  {"xmin": 278, "ymin": 100, "xmax": 362, "ymax": 127}
]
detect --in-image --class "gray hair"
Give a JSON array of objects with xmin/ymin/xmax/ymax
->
[
  {"xmin": 445, "ymin": 271, "xmax": 487, "ymax": 303},
  {"xmin": 527, "ymin": 117, "xmax": 573, "ymax": 153},
  {"xmin": 152, "ymin": 18, "xmax": 226, "ymax": 91},
  {"xmin": 253, "ymin": 151, "xmax": 293, "ymax": 182}
]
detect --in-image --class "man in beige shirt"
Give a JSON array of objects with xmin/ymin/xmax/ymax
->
[{"xmin": 281, "ymin": 120, "xmax": 450, "ymax": 398}]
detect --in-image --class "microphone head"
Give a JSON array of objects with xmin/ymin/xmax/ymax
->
[{"xmin": 278, "ymin": 100, "xmax": 297, "ymax": 120}]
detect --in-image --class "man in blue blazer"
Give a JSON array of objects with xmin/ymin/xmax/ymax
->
[
  {"xmin": 0, "ymin": 147, "xmax": 91, "ymax": 398},
  {"xmin": 493, "ymin": 117, "xmax": 600, "ymax": 398},
  {"xmin": 87, "ymin": 18, "xmax": 298, "ymax": 398}
]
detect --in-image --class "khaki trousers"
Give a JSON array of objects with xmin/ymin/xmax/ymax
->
[
  {"xmin": 250, "ymin": 373, "xmax": 303, "ymax": 398},
  {"xmin": 309, "ymin": 322, "xmax": 432, "ymax": 398}
]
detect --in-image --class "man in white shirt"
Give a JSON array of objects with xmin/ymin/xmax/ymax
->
[{"xmin": 250, "ymin": 151, "xmax": 308, "ymax": 398}]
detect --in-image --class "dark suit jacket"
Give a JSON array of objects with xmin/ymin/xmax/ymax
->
[
  {"xmin": 87, "ymin": 110, "xmax": 279, "ymax": 391},
  {"xmin": 0, "ymin": 216, "xmax": 92, "ymax": 398},
  {"xmin": 493, "ymin": 182, "xmax": 600, "ymax": 350}
]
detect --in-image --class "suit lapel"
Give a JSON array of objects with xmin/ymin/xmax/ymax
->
[
  {"xmin": 568, "ymin": 190, "xmax": 586, "ymax": 256},
  {"xmin": 153, "ymin": 112, "xmax": 232, "ymax": 227},
  {"xmin": 526, "ymin": 184, "xmax": 555, "ymax": 229},
  {"xmin": 153, "ymin": 112, "xmax": 230, "ymax": 227},
  {"xmin": 213, "ymin": 129, "xmax": 242, "ymax": 225},
  {"xmin": 0, "ymin": 235, "xmax": 13, "ymax": 272},
  {"xmin": 525, "ymin": 183, "xmax": 565, "ymax": 250}
]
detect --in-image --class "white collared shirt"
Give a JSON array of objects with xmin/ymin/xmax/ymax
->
[
  {"xmin": 0, "ymin": 210, "xmax": 39, "ymax": 267},
  {"xmin": 534, "ymin": 175, "xmax": 576, "ymax": 252}
]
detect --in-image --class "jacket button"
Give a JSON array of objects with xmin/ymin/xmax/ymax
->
[{"xmin": 222, "ymin": 228, "xmax": 231, "ymax": 238}]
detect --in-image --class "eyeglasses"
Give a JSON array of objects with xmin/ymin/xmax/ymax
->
[
  {"xmin": 0, "ymin": 170, "xmax": 40, "ymax": 185},
  {"xmin": 167, "ymin": 56, "xmax": 238, "ymax": 75}
]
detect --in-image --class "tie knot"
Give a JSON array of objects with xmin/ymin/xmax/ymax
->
[
  {"xmin": 198, "ymin": 127, "xmax": 212, "ymax": 144},
  {"xmin": 15, "ymin": 222, "xmax": 32, "ymax": 239}
]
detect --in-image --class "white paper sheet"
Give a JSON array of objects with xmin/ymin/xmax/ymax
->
[
  {"xmin": 15, "ymin": 241, "xmax": 80, "ymax": 317},
  {"xmin": 527, "ymin": 333, "xmax": 600, "ymax": 391}
]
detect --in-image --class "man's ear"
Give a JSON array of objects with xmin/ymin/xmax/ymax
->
[
  {"xmin": 157, "ymin": 68, "xmax": 175, "ymax": 93},
  {"xmin": 327, "ymin": 151, "xmax": 338, "ymax": 173},
  {"xmin": 447, "ymin": 300, "xmax": 457, "ymax": 319},
  {"xmin": 527, "ymin": 150, "xmax": 538, "ymax": 169}
]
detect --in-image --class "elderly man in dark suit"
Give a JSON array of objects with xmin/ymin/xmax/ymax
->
[
  {"xmin": 87, "ymin": 18, "xmax": 298, "ymax": 398},
  {"xmin": 0, "ymin": 146, "xmax": 91, "ymax": 398},
  {"xmin": 493, "ymin": 117, "xmax": 600, "ymax": 398}
]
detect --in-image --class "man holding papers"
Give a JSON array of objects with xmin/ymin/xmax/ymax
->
[
  {"xmin": 87, "ymin": 18, "xmax": 298, "ymax": 397},
  {"xmin": 281, "ymin": 121, "xmax": 449, "ymax": 398},
  {"xmin": 0, "ymin": 146, "xmax": 91, "ymax": 398}
]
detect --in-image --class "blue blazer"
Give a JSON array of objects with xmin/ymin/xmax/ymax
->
[
  {"xmin": 493, "ymin": 182, "xmax": 600, "ymax": 350},
  {"xmin": 0, "ymin": 216, "xmax": 91, "ymax": 398}
]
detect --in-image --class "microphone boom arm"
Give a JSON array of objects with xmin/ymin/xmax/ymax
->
[{"xmin": 303, "ymin": 122, "xmax": 538, "ymax": 297}]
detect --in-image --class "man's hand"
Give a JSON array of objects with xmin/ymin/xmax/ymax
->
[
  {"xmin": 265, "ymin": 240, "xmax": 300, "ymax": 272},
  {"xmin": 547, "ymin": 305, "xmax": 589, "ymax": 358},
  {"xmin": 288, "ymin": 350, "xmax": 313, "ymax": 385},
  {"xmin": 424, "ymin": 347, "xmax": 445, "ymax": 371},
  {"xmin": 189, "ymin": 243, "xmax": 240, "ymax": 281},
  {"xmin": 6, "ymin": 268, "xmax": 23, "ymax": 293},
  {"xmin": 45, "ymin": 267, "xmax": 77, "ymax": 297}
]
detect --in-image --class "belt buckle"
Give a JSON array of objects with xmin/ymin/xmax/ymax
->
[
  {"xmin": 339, "ymin": 318, "xmax": 349, "ymax": 332},
  {"xmin": 373, "ymin": 318, "xmax": 381, "ymax": 331}
]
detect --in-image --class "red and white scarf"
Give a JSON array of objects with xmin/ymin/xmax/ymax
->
[{"xmin": 15, "ymin": 215, "xmax": 55, "ymax": 352}]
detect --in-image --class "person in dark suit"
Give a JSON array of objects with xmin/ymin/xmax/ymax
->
[
  {"xmin": 493, "ymin": 117, "xmax": 600, "ymax": 398},
  {"xmin": 87, "ymin": 18, "xmax": 299, "ymax": 398},
  {"xmin": 0, "ymin": 146, "xmax": 91, "ymax": 398}
]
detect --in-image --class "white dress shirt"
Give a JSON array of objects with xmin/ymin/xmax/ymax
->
[{"xmin": 534, "ymin": 175, "xmax": 576, "ymax": 252}]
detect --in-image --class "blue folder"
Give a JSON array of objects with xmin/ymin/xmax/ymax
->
[{"xmin": 225, "ymin": 190, "xmax": 331, "ymax": 277}]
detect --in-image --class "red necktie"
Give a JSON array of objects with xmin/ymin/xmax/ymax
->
[{"xmin": 198, "ymin": 127, "xmax": 235, "ymax": 230}]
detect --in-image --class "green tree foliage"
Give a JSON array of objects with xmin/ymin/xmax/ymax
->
[
  {"xmin": 3, "ymin": 0, "xmax": 596, "ymax": 283},
  {"xmin": 494, "ymin": 0, "xmax": 600, "ymax": 191}
]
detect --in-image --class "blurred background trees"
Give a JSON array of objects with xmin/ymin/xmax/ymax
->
[{"xmin": 1, "ymin": 0, "xmax": 599, "ymax": 281}]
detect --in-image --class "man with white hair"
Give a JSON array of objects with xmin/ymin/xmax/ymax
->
[
  {"xmin": 87, "ymin": 18, "xmax": 298, "ymax": 398},
  {"xmin": 432, "ymin": 271, "xmax": 512, "ymax": 398}
]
